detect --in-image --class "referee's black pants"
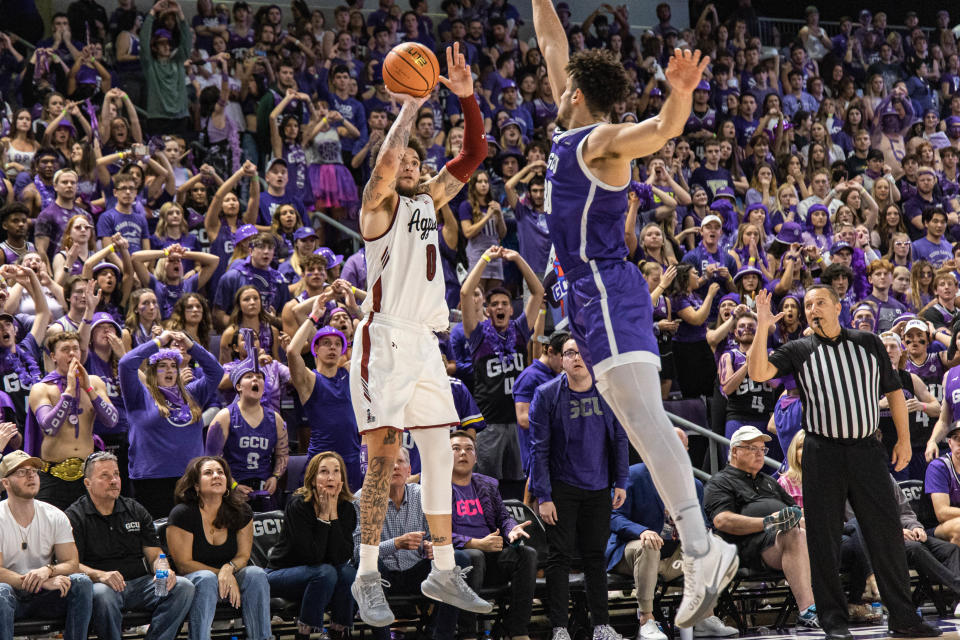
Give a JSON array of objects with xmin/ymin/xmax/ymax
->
[{"xmin": 802, "ymin": 433, "xmax": 922, "ymax": 634}]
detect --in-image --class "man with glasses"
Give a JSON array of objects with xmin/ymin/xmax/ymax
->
[
  {"xmin": 703, "ymin": 426, "xmax": 817, "ymax": 628},
  {"xmin": 65, "ymin": 451, "xmax": 193, "ymax": 640},
  {"xmin": 0, "ymin": 449, "xmax": 93, "ymax": 640},
  {"xmin": 529, "ymin": 338, "xmax": 629, "ymax": 640},
  {"xmin": 97, "ymin": 173, "xmax": 151, "ymax": 254}
]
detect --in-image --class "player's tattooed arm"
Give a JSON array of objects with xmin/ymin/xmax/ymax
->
[
  {"xmin": 417, "ymin": 167, "xmax": 466, "ymax": 209},
  {"xmin": 362, "ymin": 101, "xmax": 418, "ymax": 210}
]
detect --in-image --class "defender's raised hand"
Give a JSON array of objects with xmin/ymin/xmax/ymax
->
[{"xmin": 665, "ymin": 48, "xmax": 710, "ymax": 94}]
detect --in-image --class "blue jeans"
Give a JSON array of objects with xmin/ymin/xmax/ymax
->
[
  {"xmin": 266, "ymin": 562, "xmax": 356, "ymax": 629},
  {"xmin": 186, "ymin": 567, "xmax": 271, "ymax": 640},
  {"xmin": 91, "ymin": 574, "xmax": 194, "ymax": 640},
  {"xmin": 0, "ymin": 573, "xmax": 92, "ymax": 640}
]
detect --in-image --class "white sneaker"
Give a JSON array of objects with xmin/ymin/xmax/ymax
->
[
  {"xmin": 954, "ymin": 601, "xmax": 960, "ymax": 618},
  {"xmin": 675, "ymin": 533, "xmax": 739, "ymax": 628},
  {"xmin": 637, "ymin": 619, "xmax": 668, "ymax": 640},
  {"xmin": 553, "ymin": 629, "xmax": 573, "ymax": 640},
  {"xmin": 693, "ymin": 615, "xmax": 739, "ymax": 637}
]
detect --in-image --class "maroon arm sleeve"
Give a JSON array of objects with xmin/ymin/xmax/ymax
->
[{"xmin": 445, "ymin": 96, "xmax": 488, "ymax": 183}]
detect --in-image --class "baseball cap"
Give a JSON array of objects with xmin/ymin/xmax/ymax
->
[
  {"xmin": 90, "ymin": 311, "xmax": 121, "ymax": 335},
  {"xmin": 311, "ymin": 325, "xmax": 348, "ymax": 357},
  {"xmin": 315, "ymin": 247, "xmax": 343, "ymax": 268},
  {"xmin": 0, "ymin": 450, "xmax": 42, "ymax": 478},
  {"xmin": 947, "ymin": 422, "xmax": 960, "ymax": 439},
  {"xmin": 556, "ymin": 2, "xmax": 571, "ymax": 14},
  {"xmin": 718, "ymin": 293, "xmax": 741, "ymax": 306},
  {"xmin": 266, "ymin": 157, "xmax": 287, "ymax": 172},
  {"xmin": 294, "ymin": 227, "xmax": 319, "ymax": 241},
  {"xmin": 729, "ymin": 425, "xmax": 771, "ymax": 447},
  {"xmin": 485, "ymin": 134, "xmax": 501, "ymax": 151},
  {"xmin": 700, "ymin": 214, "xmax": 723, "ymax": 228},
  {"xmin": 0, "ymin": 312, "xmax": 15, "ymax": 326},
  {"xmin": 152, "ymin": 28, "xmax": 173, "ymax": 42},
  {"xmin": 501, "ymin": 79, "xmax": 517, "ymax": 90},
  {"xmin": 904, "ymin": 319, "xmax": 930, "ymax": 336},
  {"xmin": 830, "ymin": 241, "xmax": 853, "ymax": 255},
  {"xmin": 92, "ymin": 262, "xmax": 121, "ymax": 277},
  {"xmin": 233, "ymin": 223, "xmax": 258, "ymax": 245}
]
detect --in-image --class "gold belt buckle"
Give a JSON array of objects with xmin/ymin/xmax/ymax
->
[{"xmin": 46, "ymin": 457, "xmax": 85, "ymax": 482}]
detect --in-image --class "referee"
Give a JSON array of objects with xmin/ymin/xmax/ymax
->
[{"xmin": 747, "ymin": 286, "xmax": 940, "ymax": 640}]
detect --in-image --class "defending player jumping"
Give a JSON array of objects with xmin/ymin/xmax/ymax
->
[
  {"xmin": 531, "ymin": 0, "xmax": 739, "ymax": 628},
  {"xmin": 349, "ymin": 43, "xmax": 492, "ymax": 626}
]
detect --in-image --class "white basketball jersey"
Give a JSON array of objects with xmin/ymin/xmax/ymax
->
[{"xmin": 360, "ymin": 194, "xmax": 449, "ymax": 331}]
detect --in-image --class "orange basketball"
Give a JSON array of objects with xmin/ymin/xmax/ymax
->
[{"xmin": 383, "ymin": 42, "xmax": 440, "ymax": 98}]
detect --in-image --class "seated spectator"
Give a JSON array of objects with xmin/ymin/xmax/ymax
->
[
  {"xmin": 607, "ymin": 428, "xmax": 738, "ymax": 640},
  {"xmin": 67, "ymin": 451, "xmax": 194, "ymax": 640},
  {"xmin": 450, "ymin": 430, "xmax": 537, "ymax": 640},
  {"xmin": 704, "ymin": 426, "xmax": 818, "ymax": 627},
  {"xmin": 0, "ymin": 450, "xmax": 93, "ymax": 640},
  {"xmin": 267, "ymin": 452, "xmax": 356, "ymax": 640},
  {"xmin": 352, "ymin": 446, "xmax": 468, "ymax": 640},
  {"xmin": 924, "ymin": 423, "xmax": 960, "ymax": 545},
  {"xmin": 167, "ymin": 456, "xmax": 271, "ymax": 640}
]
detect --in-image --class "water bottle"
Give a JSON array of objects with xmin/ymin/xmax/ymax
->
[{"xmin": 154, "ymin": 554, "xmax": 169, "ymax": 597}]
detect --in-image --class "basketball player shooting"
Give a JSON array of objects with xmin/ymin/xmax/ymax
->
[
  {"xmin": 532, "ymin": 0, "xmax": 739, "ymax": 628},
  {"xmin": 349, "ymin": 42, "xmax": 492, "ymax": 625}
]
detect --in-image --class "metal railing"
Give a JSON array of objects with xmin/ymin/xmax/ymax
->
[
  {"xmin": 667, "ymin": 408, "xmax": 781, "ymax": 481},
  {"xmin": 311, "ymin": 210, "xmax": 363, "ymax": 253}
]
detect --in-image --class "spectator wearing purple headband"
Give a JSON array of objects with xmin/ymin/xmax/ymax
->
[
  {"xmin": 286, "ymin": 296, "xmax": 362, "ymax": 490},
  {"xmin": 118, "ymin": 329, "xmax": 223, "ymax": 518}
]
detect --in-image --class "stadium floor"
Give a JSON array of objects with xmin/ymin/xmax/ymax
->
[{"xmin": 734, "ymin": 619, "xmax": 960, "ymax": 640}]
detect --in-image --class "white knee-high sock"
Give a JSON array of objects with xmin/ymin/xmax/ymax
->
[{"xmin": 596, "ymin": 361, "xmax": 710, "ymax": 556}]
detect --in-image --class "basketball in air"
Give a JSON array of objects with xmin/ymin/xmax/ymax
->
[{"xmin": 383, "ymin": 42, "xmax": 440, "ymax": 97}]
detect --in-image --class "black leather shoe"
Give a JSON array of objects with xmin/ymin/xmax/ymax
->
[
  {"xmin": 823, "ymin": 627, "xmax": 852, "ymax": 640},
  {"xmin": 889, "ymin": 622, "xmax": 943, "ymax": 638}
]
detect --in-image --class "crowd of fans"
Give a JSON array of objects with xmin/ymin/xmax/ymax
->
[{"xmin": 6, "ymin": 0, "xmax": 960, "ymax": 637}]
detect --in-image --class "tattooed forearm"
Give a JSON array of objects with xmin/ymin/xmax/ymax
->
[
  {"xmin": 432, "ymin": 536, "xmax": 449, "ymax": 544},
  {"xmin": 382, "ymin": 429, "xmax": 397, "ymax": 445},
  {"xmin": 272, "ymin": 424, "xmax": 289, "ymax": 477},
  {"xmin": 364, "ymin": 103, "xmax": 418, "ymax": 207},
  {"xmin": 359, "ymin": 456, "xmax": 393, "ymax": 545}
]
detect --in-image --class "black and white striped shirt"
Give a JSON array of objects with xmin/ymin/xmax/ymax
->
[{"xmin": 767, "ymin": 328, "xmax": 902, "ymax": 439}]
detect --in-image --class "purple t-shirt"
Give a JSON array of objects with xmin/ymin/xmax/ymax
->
[
  {"xmin": 925, "ymin": 456, "xmax": 960, "ymax": 506},
  {"xmin": 912, "ymin": 236, "xmax": 953, "ymax": 268},
  {"xmin": 258, "ymin": 191, "xmax": 308, "ymax": 226},
  {"xmin": 97, "ymin": 207, "xmax": 150, "ymax": 253},
  {"xmin": 514, "ymin": 200, "xmax": 552, "ymax": 276},
  {"xmin": 452, "ymin": 481, "xmax": 490, "ymax": 539},
  {"xmin": 864, "ymin": 293, "xmax": 908, "ymax": 333},
  {"xmin": 35, "ymin": 203, "xmax": 92, "ymax": 260}
]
